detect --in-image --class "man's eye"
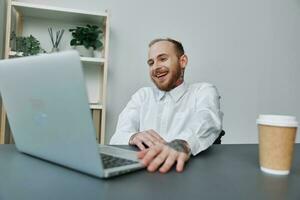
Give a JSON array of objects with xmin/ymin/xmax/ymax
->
[
  {"xmin": 148, "ymin": 62, "xmax": 154, "ymax": 66},
  {"xmin": 160, "ymin": 57, "xmax": 167, "ymax": 62}
]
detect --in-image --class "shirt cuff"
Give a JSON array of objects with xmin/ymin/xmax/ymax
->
[
  {"xmin": 175, "ymin": 131, "xmax": 219, "ymax": 156},
  {"xmin": 109, "ymin": 131, "xmax": 137, "ymax": 145}
]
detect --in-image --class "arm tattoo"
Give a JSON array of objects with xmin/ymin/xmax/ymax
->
[{"xmin": 167, "ymin": 139, "xmax": 191, "ymax": 155}]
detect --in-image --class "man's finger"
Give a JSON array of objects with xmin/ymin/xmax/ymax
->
[
  {"xmin": 134, "ymin": 140, "xmax": 146, "ymax": 150},
  {"xmin": 147, "ymin": 148, "xmax": 169, "ymax": 172},
  {"xmin": 141, "ymin": 145, "xmax": 163, "ymax": 166},
  {"xmin": 147, "ymin": 129, "xmax": 165, "ymax": 142},
  {"xmin": 144, "ymin": 132, "xmax": 159, "ymax": 142},
  {"xmin": 142, "ymin": 132, "xmax": 157, "ymax": 144},
  {"xmin": 137, "ymin": 148, "xmax": 149, "ymax": 159},
  {"xmin": 134, "ymin": 133, "xmax": 156, "ymax": 147},
  {"xmin": 142, "ymin": 138, "xmax": 155, "ymax": 147},
  {"xmin": 176, "ymin": 153, "xmax": 188, "ymax": 172},
  {"xmin": 144, "ymin": 131, "xmax": 161, "ymax": 143},
  {"xmin": 159, "ymin": 151, "xmax": 177, "ymax": 173}
]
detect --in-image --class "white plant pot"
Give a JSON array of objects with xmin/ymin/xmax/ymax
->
[
  {"xmin": 51, "ymin": 47, "xmax": 59, "ymax": 53},
  {"xmin": 93, "ymin": 50, "xmax": 103, "ymax": 58},
  {"xmin": 75, "ymin": 45, "xmax": 93, "ymax": 57},
  {"xmin": 9, "ymin": 51, "xmax": 23, "ymax": 57}
]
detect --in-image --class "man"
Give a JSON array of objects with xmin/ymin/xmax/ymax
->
[{"xmin": 110, "ymin": 38, "xmax": 223, "ymax": 173}]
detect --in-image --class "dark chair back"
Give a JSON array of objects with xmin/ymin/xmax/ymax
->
[{"xmin": 213, "ymin": 130, "xmax": 225, "ymax": 144}]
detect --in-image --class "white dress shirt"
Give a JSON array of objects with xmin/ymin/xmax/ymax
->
[{"xmin": 110, "ymin": 82, "xmax": 223, "ymax": 155}]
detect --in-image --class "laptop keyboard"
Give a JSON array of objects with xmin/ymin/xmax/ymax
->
[{"xmin": 100, "ymin": 153, "xmax": 139, "ymax": 169}]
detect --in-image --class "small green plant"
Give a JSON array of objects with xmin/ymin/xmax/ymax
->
[
  {"xmin": 69, "ymin": 24, "xmax": 103, "ymax": 50},
  {"xmin": 10, "ymin": 32, "xmax": 44, "ymax": 56}
]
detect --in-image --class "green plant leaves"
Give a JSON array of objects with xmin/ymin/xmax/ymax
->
[
  {"xmin": 69, "ymin": 24, "xmax": 103, "ymax": 50},
  {"xmin": 70, "ymin": 38, "xmax": 78, "ymax": 46},
  {"xmin": 94, "ymin": 40, "xmax": 102, "ymax": 49},
  {"xmin": 10, "ymin": 32, "xmax": 43, "ymax": 56}
]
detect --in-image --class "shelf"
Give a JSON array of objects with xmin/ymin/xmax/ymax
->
[
  {"xmin": 11, "ymin": 1, "xmax": 107, "ymax": 24},
  {"xmin": 80, "ymin": 57, "xmax": 105, "ymax": 64},
  {"xmin": 2, "ymin": 1, "xmax": 110, "ymax": 144},
  {"xmin": 8, "ymin": 52, "xmax": 106, "ymax": 64},
  {"xmin": 89, "ymin": 103, "xmax": 103, "ymax": 110}
]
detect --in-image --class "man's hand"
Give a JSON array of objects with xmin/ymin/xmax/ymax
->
[
  {"xmin": 137, "ymin": 140, "xmax": 191, "ymax": 173},
  {"xmin": 129, "ymin": 129, "xmax": 166, "ymax": 150}
]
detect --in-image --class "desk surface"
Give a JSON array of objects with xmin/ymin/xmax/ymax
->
[{"xmin": 0, "ymin": 144, "xmax": 299, "ymax": 200}]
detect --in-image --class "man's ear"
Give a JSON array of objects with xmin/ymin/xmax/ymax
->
[{"xmin": 179, "ymin": 54, "xmax": 188, "ymax": 69}]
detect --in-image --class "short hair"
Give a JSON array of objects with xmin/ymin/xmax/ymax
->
[{"xmin": 148, "ymin": 38, "xmax": 185, "ymax": 57}]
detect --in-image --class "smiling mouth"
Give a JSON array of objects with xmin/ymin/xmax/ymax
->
[{"xmin": 156, "ymin": 72, "xmax": 168, "ymax": 80}]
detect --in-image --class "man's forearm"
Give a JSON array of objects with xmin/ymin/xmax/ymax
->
[{"xmin": 167, "ymin": 139, "xmax": 191, "ymax": 156}]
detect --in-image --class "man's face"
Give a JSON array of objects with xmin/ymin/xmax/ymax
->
[{"xmin": 147, "ymin": 41, "xmax": 187, "ymax": 91}]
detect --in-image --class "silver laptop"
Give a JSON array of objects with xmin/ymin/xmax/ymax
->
[{"xmin": 0, "ymin": 51, "xmax": 144, "ymax": 178}]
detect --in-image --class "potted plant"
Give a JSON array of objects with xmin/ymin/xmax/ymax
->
[
  {"xmin": 10, "ymin": 32, "xmax": 45, "ymax": 57},
  {"xmin": 69, "ymin": 24, "xmax": 103, "ymax": 57}
]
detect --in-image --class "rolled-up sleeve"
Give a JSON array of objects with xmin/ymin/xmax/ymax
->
[{"xmin": 174, "ymin": 84, "xmax": 223, "ymax": 155}]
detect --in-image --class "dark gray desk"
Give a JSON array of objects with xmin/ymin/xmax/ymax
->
[{"xmin": 0, "ymin": 144, "xmax": 299, "ymax": 200}]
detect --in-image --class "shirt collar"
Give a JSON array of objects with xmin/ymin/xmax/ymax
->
[
  {"xmin": 156, "ymin": 82, "xmax": 188, "ymax": 102},
  {"xmin": 169, "ymin": 82, "xmax": 188, "ymax": 102},
  {"xmin": 156, "ymin": 89, "xmax": 166, "ymax": 101}
]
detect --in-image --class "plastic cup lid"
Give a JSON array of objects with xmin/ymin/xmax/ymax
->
[{"xmin": 256, "ymin": 114, "xmax": 298, "ymax": 127}]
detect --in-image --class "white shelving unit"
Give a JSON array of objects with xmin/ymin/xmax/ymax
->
[
  {"xmin": 80, "ymin": 57, "xmax": 106, "ymax": 63},
  {"xmin": 0, "ymin": 0, "xmax": 109, "ymax": 144}
]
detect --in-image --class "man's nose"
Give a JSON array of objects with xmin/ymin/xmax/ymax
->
[{"xmin": 152, "ymin": 62, "xmax": 162, "ymax": 71}]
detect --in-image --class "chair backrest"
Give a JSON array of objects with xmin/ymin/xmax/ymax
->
[{"xmin": 213, "ymin": 130, "xmax": 225, "ymax": 144}]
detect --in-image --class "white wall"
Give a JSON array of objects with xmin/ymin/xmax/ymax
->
[{"xmin": 16, "ymin": 0, "xmax": 300, "ymax": 143}]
